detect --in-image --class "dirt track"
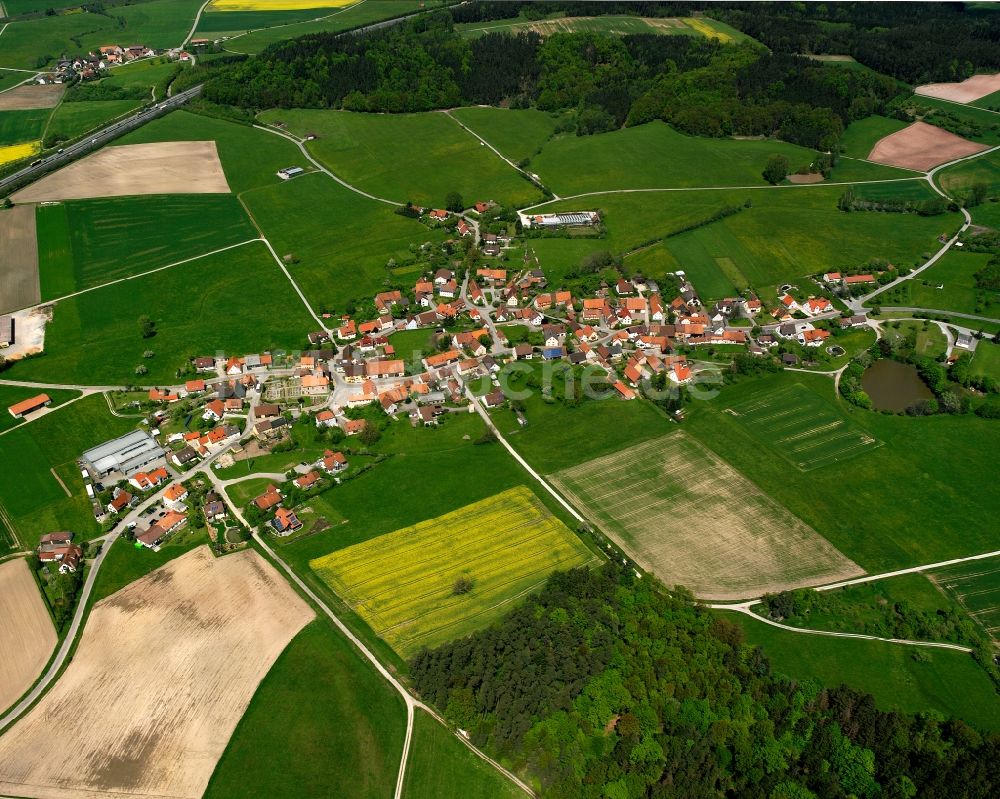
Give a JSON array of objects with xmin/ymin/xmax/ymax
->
[
  {"xmin": 0, "ymin": 204, "xmax": 40, "ymax": 314},
  {"xmin": 0, "ymin": 546, "xmax": 313, "ymax": 799},
  {"xmin": 868, "ymin": 120, "xmax": 989, "ymax": 171},
  {"xmin": 11, "ymin": 141, "xmax": 231, "ymax": 203},
  {"xmin": 915, "ymin": 73, "xmax": 1000, "ymax": 104},
  {"xmin": 0, "ymin": 559, "xmax": 56, "ymax": 716},
  {"xmin": 0, "ymin": 84, "xmax": 64, "ymax": 111}
]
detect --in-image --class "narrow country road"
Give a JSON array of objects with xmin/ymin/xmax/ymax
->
[
  {"xmin": 875, "ymin": 307, "xmax": 1000, "ymax": 325},
  {"xmin": 183, "ymin": 0, "xmax": 212, "ymax": 48}
]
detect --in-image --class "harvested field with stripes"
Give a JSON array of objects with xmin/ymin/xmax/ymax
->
[
  {"xmin": 928, "ymin": 556, "xmax": 1000, "ymax": 647},
  {"xmin": 550, "ymin": 433, "xmax": 862, "ymax": 600},
  {"xmin": 310, "ymin": 486, "xmax": 596, "ymax": 657},
  {"xmin": 0, "ymin": 558, "xmax": 55, "ymax": 715},
  {"xmin": 0, "ymin": 203, "xmax": 40, "ymax": 314},
  {"xmin": 724, "ymin": 383, "xmax": 881, "ymax": 471}
]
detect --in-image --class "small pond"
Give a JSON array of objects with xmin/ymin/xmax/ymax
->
[{"xmin": 861, "ymin": 359, "xmax": 934, "ymax": 412}]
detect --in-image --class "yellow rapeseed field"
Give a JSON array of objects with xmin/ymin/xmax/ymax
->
[
  {"xmin": 682, "ymin": 16, "xmax": 733, "ymax": 43},
  {"xmin": 209, "ymin": 0, "xmax": 355, "ymax": 11},
  {"xmin": 311, "ymin": 486, "xmax": 596, "ymax": 657},
  {"xmin": 0, "ymin": 141, "xmax": 40, "ymax": 168}
]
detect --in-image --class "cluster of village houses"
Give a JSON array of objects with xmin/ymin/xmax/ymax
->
[
  {"xmin": 36, "ymin": 43, "xmax": 190, "ymax": 84},
  {"xmin": 17, "ymin": 209, "xmax": 867, "ymax": 560}
]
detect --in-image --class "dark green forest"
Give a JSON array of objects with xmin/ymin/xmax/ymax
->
[{"xmin": 411, "ymin": 565, "xmax": 1000, "ymax": 799}]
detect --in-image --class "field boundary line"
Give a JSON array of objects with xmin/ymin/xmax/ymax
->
[
  {"xmin": 15, "ymin": 238, "xmax": 262, "ymax": 314},
  {"xmin": 257, "ymin": 235, "xmax": 329, "ymax": 332},
  {"xmin": 48, "ymin": 467, "xmax": 70, "ymax": 498},
  {"xmin": 252, "ymin": 122, "xmax": 402, "ymax": 206},
  {"xmin": 712, "ymin": 605, "xmax": 974, "ymax": 652}
]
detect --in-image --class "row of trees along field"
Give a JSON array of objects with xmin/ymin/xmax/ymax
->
[
  {"xmin": 197, "ymin": 13, "xmax": 898, "ymax": 149},
  {"xmin": 410, "ymin": 563, "xmax": 1000, "ymax": 799}
]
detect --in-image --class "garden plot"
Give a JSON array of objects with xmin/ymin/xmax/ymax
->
[
  {"xmin": 867, "ymin": 121, "xmax": 989, "ymax": 171},
  {"xmin": 928, "ymin": 556, "xmax": 1000, "ymax": 647},
  {"xmin": 0, "ymin": 203, "xmax": 39, "ymax": 313},
  {"xmin": 550, "ymin": 433, "xmax": 862, "ymax": 600},
  {"xmin": 11, "ymin": 141, "xmax": 231, "ymax": 202},
  {"xmin": 0, "ymin": 558, "xmax": 56, "ymax": 715},
  {"xmin": 311, "ymin": 486, "xmax": 595, "ymax": 657},
  {"xmin": 0, "ymin": 546, "xmax": 313, "ymax": 799},
  {"xmin": 725, "ymin": 383, "xmax": 882, "ymax": 471}
]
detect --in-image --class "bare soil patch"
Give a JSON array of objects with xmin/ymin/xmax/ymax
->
[
  {"xmin": 0, "ymin": 559, "xmax": 56, "ymax": 716},
  {"xmin": 0, "ymin": 546, "xmax": 313, "ymax": 799},
  {"xmin": 915, "ymin": 73, "xmax": 1000, "ymax": 104},
  {"xmin": 550, "ymin": 433, "xmax": 862, "ymax": 600},
  {"xmin": 0, "ymin": 305, "xmax": 50, "ymax": 361},
  {"xmin": 787, "ymin": 173, "xmax": 825, "ymax": 184},
  {"xmin": 11, "ymin": 141, "xmax": 231, "ymax": 203},
  {"xmin": 0, "ymin": 84, "xmax": 64, "ymax": 111},
  {"xmin": 867, "ymin": 121, "xmax": 989, "ymax": 172},
  {"xmin": 0, "ymin": 204, "xmax": 40, "ymax": 314}
]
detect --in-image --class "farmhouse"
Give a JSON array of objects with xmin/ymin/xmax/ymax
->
[
  {"xmin": 8, "ymin": 393, "xmax": 51, "ymax": 419},
  {"xmin": 271, "ymin": 507, "xmax": 302, "ymax": 535},
  {"xmin": 277, "ymin": 166, "xmax": 304, "ymax": 180},
  {"xmin": 0, "ymin": 315, "xmax": 13, "ymax": 348},
  {"xmin": 253, "ymin": 485, "xmax": 282, "ymax": 511},
  {"xmin": 319, "ymin": 450, "xmax": 347, "ymax": 473},
  {"xmin": 83, "ymin": 430, "xmax": 165, "ymax": 477},
  {"xmin": 107, "ymin": 488, "xmax": 134, "ymax": 515}
]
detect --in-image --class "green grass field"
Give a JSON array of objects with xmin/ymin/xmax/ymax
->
[
  {"xmin": 220, "ymin": 0, "xmax": 438, "ymax": 54},
  {"xmin": 873, "ymin": 250, "xmax": 998, "ymax": 317},
  {"xmin": 310, "ymin": 486, "xmax": 595, "ymax": 657},
  {"xmin": 0, "ymin": 0, "xmax": 204, "ymax": 69},
  {"xmin": 0, "ymin": 108, "xmax": 48, "ymax": 146},
  {"xmin": 92, "ymin": 57, "xmax": 181, "ymax": 99},
  {"xmin": 204, "ymin": 619, "xmax": 407, "ymax": 799},
  {"xmin": 970, "ymin": 339, "xmax": 1000, "ymax": 382},
  {"xmin": 839, "ymin": 114, "xmax": 910, "ymax": 158},
  {"xmin": 449, "ymin": 106, "xmax": 561, "ymax": 166},
  {"xmin": 223, "ymin": 477, "xmax": 276, "ymax": 510},
  {"xmin": 725, "ymin": 382, "xmax": 883, "ymax": 471},
  {"xmin": 36, "ymin": 195, "xmax": 258, "ymax": 299},
  {"xmin": 118, "ymin": 110, "xmax": 304, "ymax": 194},
  {"xmin": 0, "ymin": 394, "xmax": 136, "ymax": 548},
  {"xmin": 684, "ymin": 372, "xmax": 1000, "ymax": 572},
  {"xmin": 403, "ymin": 710, "xmax": 525, "ymax": 799},
  {"xmin": 970, "ymin": 198, "xmax": 1000, "ymax": 228},
  {"xmin": 195, "ymin": 6, "xmax": 346, "ymax": 36},
  {"xmin": 0, "ymin": 385, "xmax": 79, "ymax": 434},
  {"xmin": 240, "ymin": 172, "xmax": 444, "ymax": 313},
  {"xmin": 7, "ymin": 241, "xmax": 314, "ymax": 384},
  {"xmin": 928, "ymin": 555, "xmax": 1000, "ymax": 646},
  {"xmin": 259, "ymin": 108, "xmax": 544, "ymax": 208},
  {"xmin": 885, "ymin": 320, "xmax": 950, "ymax": 359},
  {"xmin": 45, "ymin": 99, "xmax": 143, "ymax": 144},
  {"xmin": 725, "ymin": 612, "xmax": 1000, "ymax": 731},
  {"xmin": 937, "ymin": 148, "xmax": 1000, "ymax": 197}
]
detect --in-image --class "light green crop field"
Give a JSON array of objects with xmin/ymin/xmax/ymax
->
[
  {"xmin": 310, "ymin": 486, "xmax": 595, "ymax": 657},
  {"xmin": 839, "ymin": 114, "xmax": 910, "ymax": 158},
  {"xmin": 204, "ymin": 620, "xmax": 407, "ymax": 799},
  {"xmin": 0, "ymin": 385, "xmax": 79, "ymax": 435},
  {"xmin": 970, "ymin": 340, "xmax": 1000, "ymax": 382},
  {"xmin": 551, "ymin": 433, "xmax": 860, "ymax": 600},
  {"xmin": 7, "ymin": 241, "xmax": 314, "ymax": 384},
  {"xmin": 928, "ymin": 555, "xmax": 1000, "ymax": 647},
  {"xmin": 684, "ymin": 372, "xmax": 1000, "ymax": 572},
  {"xmin": 258, "ymin": 108, "xmax": 544, "ymax": 208},
  {"xmin": 240, "ymin": 172, "xmax": 445, "ymax": 313},
  {"xmin": 0, "ymin": 394, "xmax": 137, "ymax": 547},
  {"xmin": 537, "ymin": 182, "xmax": 956, "ymax": 290},
  {"xmin": 0, "ymin": 0, "xmax": 204, "ymax": 69},
  {"xmin": 221, "ymin": 0, "xmax": 439, "ymax": 54},
  {"xmin": 45, "ymin": 100, "xmax": 143, "ymax": 144},
  {"xmin": 725, "ymin": 612, "xmax": 1000, "ymax": 731},
  {"xmin": 936, "ymin": 147, "xmax": 1000, "ymax": 196},
  {"xmin": 873, "ymin": 249, "xmax": 998, "ymax": 317},
  {"xmin": 725, "ymin": 382, "xmax": 883, "ymax": 471},
  {"xmin": 36, "ymin": 195, "xmax": 258, "ymax": 299},
  {"xmin": 118, "ymin": 110, "xmax": 303, "ymax": 194},
  {"xmin": 195, "ymin": 6, "xmax": 345, "ymax": 36},
  {"xmin": 403, "ymin": 710, "xmax": 525, "ymax": 799},
  {"xmin": 530, "ymin": 121, "xmax": 819, "ymax": 195},
  {"xmin": 971, "ymin": 198, "xmax": 1000, "ymax": 228},
  {"xmin": 0, "ymin": 108, "xmax": 48, "ymax": 145},
  {"xmin": 449, "ymin": 106, "xmax": 561, "ymax": 166}
]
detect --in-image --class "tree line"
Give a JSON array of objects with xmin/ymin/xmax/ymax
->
[{"xmin": 410, "ymin": 563, "xmax": 1000, "ymax": 798}]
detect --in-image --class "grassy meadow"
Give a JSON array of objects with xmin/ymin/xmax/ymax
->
[
  {"xmin": 839, "ymin": 114, "xmax": 910, "ymax": 158},
  {"xmin": 311, "ymin": 486, "xmax": 595, "ymax": 657},
  {"xmin": 873, "ymin": 249, "xmax": 998, "ymax": 317},
  {"xmin": 726, "ymin": 612, "xmax": 1000, "ymax": 732},
  {"xmin": 449, "ymin": 106, "xmax": 561, "ymax": 166},
  {"xmin": 45, "ymin": 100, "xmax": 143, "ymax": 144},
  {"xmin": 240, "ymin": 172, "xmax": 444, "ymax": 313},
  {"xmin": 683, "ymin": 372, "xmax": 1000, "ymax": 572},
  {"xmin": 259, "ymin": 108, "xmax": 544, "ymax": 208},
  {"xmin": 971, "ymin": 339, "xmax": 1000, "ymax": 382},
  {"xmin": 36, "ymin": 195, "xmax": 258, "ymax": 299},
  {"xmin": 928, "ymin": 555, "xmax": 1000, "ymax": 647},
  {"xmin": 204, "ymin": 619, "xmax": 407, "ymax": 799},
  {"xmin": 0, "ymin": 108, "xmax": 48, "ymax": 145},
  {"xmin": 936, "ymin": 147, "xmax": 1000, "ymax": 196},
  {"xmin": 91, "ymin": 527, "xmax": 210, "ymax": 603},
  {"xmin": 8, "ymin": 241, "xmax": 314, "ymax": 384},
  {"xmin": 403, "ymin": 711, "xmax": 525, "ymax": 799},
  {"xmin": 0, "ymin": 394, "xmax": 136, "ymax": 547}
]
